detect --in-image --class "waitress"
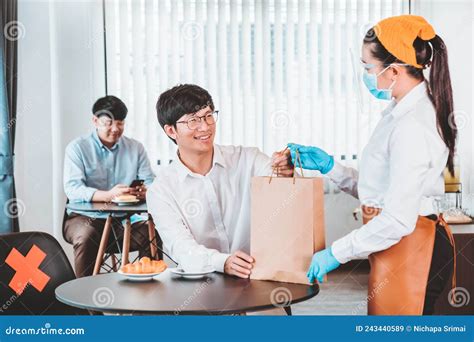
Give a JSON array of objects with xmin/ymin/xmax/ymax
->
[{"xmin": 289, "ymin": 15, "xmax": 456, "ymax": 315}]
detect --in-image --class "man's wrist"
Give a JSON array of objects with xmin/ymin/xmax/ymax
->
[{"xmin": 211, "ymin": 252, "xmax": 232, "ymax": 273}]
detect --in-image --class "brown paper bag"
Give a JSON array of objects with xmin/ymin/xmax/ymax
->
[{"xmin": 250, "ymin": 176, "xmax": 325, "ymax": 284}]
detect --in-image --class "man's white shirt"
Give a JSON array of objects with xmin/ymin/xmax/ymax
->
[{"xmin": 147, "ymin": 145, "xmax": 272, "ymax": 272}]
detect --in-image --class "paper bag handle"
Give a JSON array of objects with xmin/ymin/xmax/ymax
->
[{"xmin": 269, "ymin": 148, "xmax": 304, "ymax": 184}]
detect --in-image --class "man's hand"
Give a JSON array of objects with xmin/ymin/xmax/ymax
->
[
  {"xmin": 107, "ymin": 184, "xmax": 131, "ymax": 201},
  {"xmin": 271, "ymin": 149, "xmax": 293, "ymax": 177},
  {"xmin": 224, "ymin": 250, "xmax": 255, "ymax": 278},
  {"xmin": 130, "ymin": 185, "xmax": 147, "ymax": 200}
]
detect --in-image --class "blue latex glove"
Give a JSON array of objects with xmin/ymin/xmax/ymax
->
[
  {"xmin": 307, "ymin": 248, "xmax": 341, "ymax": 284},
  {"xmin": 287, "ymin": 143, "xmax": 334, "ymax": 174}
]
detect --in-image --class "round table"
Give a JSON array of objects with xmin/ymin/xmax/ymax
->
[
  {"xmin": 66, "ymin": 201, "xmax": 148, "ymax": 214},
  {"xmin": 55, "ymin": 270, "xmax": 319, "ymax": 315}
]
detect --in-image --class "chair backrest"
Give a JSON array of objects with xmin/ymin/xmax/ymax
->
[{"xmin": 0, "ymin": 231, "xmax": 88, "ymax": 315}]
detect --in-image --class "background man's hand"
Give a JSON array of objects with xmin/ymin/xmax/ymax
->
[
  {"xmin": 130, "ymin": 185, "xmax": 147, "ymax": 200},
  {"xmin": 224, "ymin": 250, "xmax": 255, "ymax": 278},
  {"xmin": 107, "ymin": 184, "xmax": 131, "ymax": 201}
]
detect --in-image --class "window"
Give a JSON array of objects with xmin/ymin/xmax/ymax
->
[{"xmin": 104, "ymin": 0, "xmax": 410, "ymax": 171}]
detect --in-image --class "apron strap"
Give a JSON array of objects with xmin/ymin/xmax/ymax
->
[{"xmin": 436, "ymin": 214, "xmax": 457, "ymax": 305}]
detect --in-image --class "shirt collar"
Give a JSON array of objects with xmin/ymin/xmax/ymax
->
[
  {"xmin": 213, "ymin": 144, "xmax": 227, "ymax": 168},
  {"xmin": 386, "ymin": 81, "xmax": 428, "ymax": 119},
  {"xmin": 175, "ymin": 145, "xmax": 227, "ymax": 182},
  {"xmin": 92, "ymin": 129, "xmax": 121, "ymax": 151}
]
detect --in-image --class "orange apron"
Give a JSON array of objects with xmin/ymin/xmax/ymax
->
[{"xmin": 362, "ymin": 205, "xmax": 456, "ymax": 315}]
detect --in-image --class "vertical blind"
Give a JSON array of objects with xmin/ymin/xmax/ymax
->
[{"xmin": 104, "ymin": 0, "xmax": 409, "ymax": 172}]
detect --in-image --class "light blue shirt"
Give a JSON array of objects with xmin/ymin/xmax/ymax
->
[{"xmin": 63, "ymin": 130, "xmax": 155, "ymax": 221}]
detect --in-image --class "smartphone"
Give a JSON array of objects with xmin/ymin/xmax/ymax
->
[{"xmin": 129, "ymin": 179, "xmax": 145, "ymax": 188}]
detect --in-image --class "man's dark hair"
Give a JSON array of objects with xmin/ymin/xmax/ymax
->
[
  {"xmin": 92, "ymin": 95, "xmax": 128, "ymax": 121},
  {"xmin": 156, "ymin": 84, "xmax": 214, "ymax": 143}
]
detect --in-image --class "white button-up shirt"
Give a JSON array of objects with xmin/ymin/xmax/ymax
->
[
  {"xmin": 330, "ymin": 82, "xmax": 449, "ymax": 263},
  {"xmin": 146, "ymin": 145, "xmax": 272, "ymax": 272}
]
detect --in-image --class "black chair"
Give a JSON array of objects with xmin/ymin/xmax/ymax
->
[{"xmin": 0, "ymin": 231, "xmax": 88, "ymax": 315}]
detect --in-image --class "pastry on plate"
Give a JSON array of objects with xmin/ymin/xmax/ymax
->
[
  {"xmin": 114, "ymin": 194, "xmax": 137, "ymax": 202},
  {"xmin": 120, "ymin": 257, "xmax": 167, "ymax": 274}
]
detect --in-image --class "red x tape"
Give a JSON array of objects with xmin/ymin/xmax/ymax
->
[{"xmin": 5, "ymin": 245, "xmax": 50, "ymax": 295}]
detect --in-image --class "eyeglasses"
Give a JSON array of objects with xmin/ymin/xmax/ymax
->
[
  {"xmin": 176, "ymin": 111, "xmax": 219, "ymax": 130},
  {"xmin": 98, "ymin": 116, "xmax": 125, "ymax": 129}
]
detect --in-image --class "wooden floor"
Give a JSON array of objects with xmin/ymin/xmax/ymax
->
[{"xmin": 293, "ymin": 266, "xmax": 370, "ymax": 315}]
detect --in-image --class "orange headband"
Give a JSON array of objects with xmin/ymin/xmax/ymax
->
[{"xmin": 373, "ymin": 15, "xmax": 436, "ymax": 69}]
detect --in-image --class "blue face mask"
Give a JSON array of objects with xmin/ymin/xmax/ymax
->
[{"xmin": 362, "ymin": 66, "xmax": 396, "ymax": 101}]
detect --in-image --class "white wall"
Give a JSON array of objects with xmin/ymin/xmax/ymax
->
[
  {"xmin": 16, "ymin": 0, "xmax": 105, "ymax": 260},
  {"xmin": 16, "ymin": 0, "xmax": 54, "ymax": 237}
]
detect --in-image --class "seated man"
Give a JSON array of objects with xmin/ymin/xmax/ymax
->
[
  {"xmin": 147, "ymin": 84, "xmax": 291, "ymax": 279},
  {"xmin": 63, "ymin": 95, "xmax": 155, "ymax": 277}
]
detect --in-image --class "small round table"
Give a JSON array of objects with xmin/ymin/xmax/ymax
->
[
  {"xmin": 55, "ymin": 271, "xmax": 319, "ymax": 315},
  {"xmin": 66, "ymin": 202, "xmax": 159, "ymax": 274},
  {"xmin": 66, "ymin": 201, "xmax": 149, "ymax": 214}
]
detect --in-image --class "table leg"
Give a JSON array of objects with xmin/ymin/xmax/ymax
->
[
  {"xmin": 93, "ymin": 215, "xmax": 113, "ymax": 275},
  {"xmin": 147, "ymin": 219, "xmax": 158, "ymax": 260},
  {"xmin": 111, "ymin": 254, "xmax": 118, "ymax": 272},
  {"xmin": 122, "ymin": 218, "xmax": 132, "ymax": 267}
]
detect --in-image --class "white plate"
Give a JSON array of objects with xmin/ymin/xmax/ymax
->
[
  {"xmin": 117, "ymin": 269, "xmax": 164, "ymax": 281},
  {"xmin": 170, "ymin": 266, "xmax": 215, "ymax": 279},
  {"xmin": 112, "ymin": 199, "xmax": 140, "ymax": 206}
]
